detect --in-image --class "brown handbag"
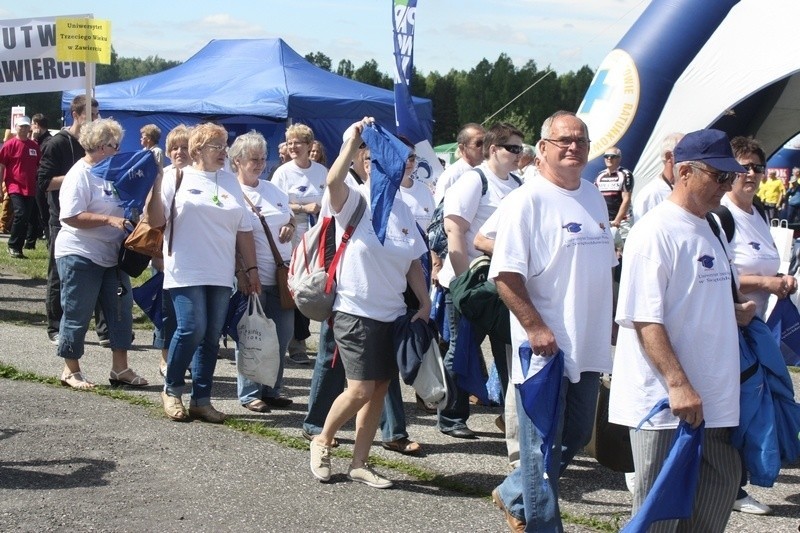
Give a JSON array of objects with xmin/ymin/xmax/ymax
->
[
  {"xmin": 243, "ymin": 194, "xmax": 296, "ymax": 310},
  {"xmin": 124, "ymin": 168, "xmax": 183, "ymax": 259}
]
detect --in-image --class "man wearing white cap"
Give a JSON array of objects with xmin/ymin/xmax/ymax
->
[{"xmin": 0, "ymin": 116, "xmax": 41, "ymax": 257}]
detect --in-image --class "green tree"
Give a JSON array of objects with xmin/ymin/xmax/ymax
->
[
  {"xmin": 336, "ymin": 59, "xmax": 354, "ymax": 78},
  {"xmin": 304, "ymin": 52, "xmax": 332, "ymax": 71},
  {"xmin": 352, "ymin": 60, "xmax": 392, "ymax": 89}
]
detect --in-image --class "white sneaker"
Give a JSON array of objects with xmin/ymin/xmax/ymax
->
[
  {"xmin": 347, "ymin": 463, "xmax": 393, "ymax": 489},
  {"xmin": 733, "ymin": 494, "xmax": 772, "ymax": 515},
  {"xmin": 310, "ymin": 439, "xmax": 331, "ymax": 482},
  {"xmin": 625, "ymin": 472, "xmax": 636, "ymax": 494}
]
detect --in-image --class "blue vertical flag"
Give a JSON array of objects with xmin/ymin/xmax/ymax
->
[{"xmin": 392, "ymin": 0, "xmax": 443, "ymax": 185}]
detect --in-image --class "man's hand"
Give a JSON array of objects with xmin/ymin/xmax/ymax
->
[
  {"xmin": 668, "ymin": 382, "xmax": 704, "ymax": 429},
  {"xmin": 526, "ymin": 322, "xmax": 559, "ymax": 357}
]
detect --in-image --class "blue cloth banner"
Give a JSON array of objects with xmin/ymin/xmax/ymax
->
[
  {"xmin": 361, "ymin": 123, "xmax": 409, "ymax": 245},
  {"xmin": 517, "ymin": 343, "xmax": 564, "ymax": 476},
  {"xmin": 622, "ymin": 399, "xmax": 703, "ymax": 532},
  {"xmin": 90, "ymin": 150, "xmax": 159, "ymax": 219},
  {"xmin": 392, "ymin": 0, "xmax": 425, "ymax": 144}
]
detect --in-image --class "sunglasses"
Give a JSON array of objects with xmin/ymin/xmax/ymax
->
[
  {"xmin": 499, "ymin": 144, "xmax": 523, "ymax": 155},
  {"xmin": 603, "ymin": 154, "xmax": 620, "ymax": 159},
  {"xmin": 739, "ymin": 163, "xmax": 766, "ymax": 174},
  {"xmin": 689, "ymin": 164, "xmax": 738, "ymax": 185}
]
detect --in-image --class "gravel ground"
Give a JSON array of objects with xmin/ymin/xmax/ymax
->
[{"xmin": 1, "ymin": 262, "xmax": 799, "ymax": 532}]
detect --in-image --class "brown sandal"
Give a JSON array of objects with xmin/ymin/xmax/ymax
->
[
  {"xmin": 243, "ymin": 399, "xmax": 270, "ymax": 413},
  {"xmin": 60, "ymin": 371, "xmax": 96, "ymax": 390},
  {"xmin": 382, "ymin": 437, "xmax": 422, "ymax": 455}
]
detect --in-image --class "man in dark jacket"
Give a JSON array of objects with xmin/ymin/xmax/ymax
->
[
  {"xmin": 31, "ymin": 114, "xmax": 52, "ymax": 246},
  {"xmin": 37, "ymin": 95, "xmax": 107, "ymax": 345}
]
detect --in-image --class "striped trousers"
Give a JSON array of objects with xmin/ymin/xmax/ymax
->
[{"xmin": 629, "ymin": 427, "xmax": 740, "ymax": 532}]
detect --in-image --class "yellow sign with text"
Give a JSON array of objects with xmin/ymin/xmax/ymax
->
[{"xmin": 55, "ymin": 18, "xmax": 111, "ymax": 64}]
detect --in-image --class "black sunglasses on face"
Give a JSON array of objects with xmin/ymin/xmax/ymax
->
[
  {"xmin": 739, "ymin": 163, "xmax": 766, "ymax": 174},
  {"xmin": 498, "ymin": 144, "xmax": 523, "ymax": 155},
  {"xmin": 689, "ymin": 164, "xmax": 738, "ymax": 185}
]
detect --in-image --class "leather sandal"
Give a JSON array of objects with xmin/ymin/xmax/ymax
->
[
  {"xmin": 243, "ymin": 399, "xmax": 270, "ymax": 413},
  {"xmin": 109, "ymin": 368, "xmax": 148, "ymax": 388},
  {"xmin": 161, "ymin": 391, "xmax": 188, "ymax": 421},
  {"xmin": 381, "ymin": 437, "xmax": 422, "ymax": 455},
  {"xmin": 60, "ymin": 371, "xmax": 96, "ymax": 390}
]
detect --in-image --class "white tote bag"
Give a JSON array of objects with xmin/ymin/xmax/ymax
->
[
  {"xmin": 236, "ymin": 294, "xmax": 280, "ymax": 387},
  {"xmin": 770, "ymin": 219, "xmax": 794, "ymax": 264},
  {"xmin": 412, "ymin": 340, "xmax": 449, "ymax": 410}
]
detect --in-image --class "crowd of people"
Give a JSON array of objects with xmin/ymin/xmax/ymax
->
[{"xmin": 5, "ymin": 95, "xmax": 799, "ymax": 531}]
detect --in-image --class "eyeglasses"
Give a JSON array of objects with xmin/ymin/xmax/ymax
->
[
  {"xmin": 286, "ymin": 140, "xmax": 308, "ymax": 147},
  {"xmin": 206, "ymin": 144, "xmax": 227, "ymax": 152},
  {"xmin": 603, "ymin": 154, "xmax": 620, "ymax": 159},
  {"xmin": 498, "ymin": 144, "xmax": 523, "ymax": 155},
  {"xmin": 689, "ymin": 164, "xmax": 738, "ymax": 185},
  {"xmin": 739, "ymin": 163, "xmax": 766, "ymax": 174},
  {"xmin": 466, "ymin": 140, "xmax": 484, "ymax": 148},
  {"xmin": 543, "ymin": 137, "xmax": 591, "ymax": 149},
  {"xmin": 105, "ymin": 142, "xmax": 119, "ymax": 151}
]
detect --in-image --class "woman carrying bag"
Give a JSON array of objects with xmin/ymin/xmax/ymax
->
[{"xmin": 230, "ymin": 131, "xmax": 296, "ymax": 412}]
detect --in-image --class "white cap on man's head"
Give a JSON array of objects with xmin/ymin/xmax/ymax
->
[{"xmin": 14, "ymin": 116, "xmax": 31, "ymax": 127}]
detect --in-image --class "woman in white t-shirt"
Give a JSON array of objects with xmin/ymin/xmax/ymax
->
[
  {"xmin": 54, "ymin": 118, "xmax": 147, "ymax": 390},
  {"xmin": 308, "ymin": 119, "xmax": 430, "ymax": 489},
  {"xmin": 720, "ymin": 136, "xmax": 797, "ymax": 515},
  {"xmin": 146, "ymin": 123, "xmax": 261, "ymax": 424},
  {"xmin": 271, "ymin": 124, "xmax": 328, "ymax": 363},
  {"xmin": 229, "ymin": 131, "xmax": 296, "ymax": 413}
]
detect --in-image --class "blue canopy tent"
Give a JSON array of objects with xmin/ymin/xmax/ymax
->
[{"xmin": 62, "ymin": 38, "xmax": 433, "ymax": 169}]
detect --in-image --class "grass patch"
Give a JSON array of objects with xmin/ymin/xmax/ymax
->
[{"xmin": 0, "ymin": 245, "xmax": 49, "ymax": 279}]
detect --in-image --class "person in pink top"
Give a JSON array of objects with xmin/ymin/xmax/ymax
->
[{"xmin": 0, "ymin": 116, "xmax": 41, "ymax": 258}]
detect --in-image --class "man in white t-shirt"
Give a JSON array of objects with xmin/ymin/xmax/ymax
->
[
  {"xmin": 432, "ymin": 123, "xmax": 485, "ymax": 204},
  {"xmin": 631, "ymin": 132, "xmax": 684, "ymax": 224},
  {"xmin": 517, "ymin": 144, "xmax": 538, "ymax": 182},
  {"xmin": 489, "ymin": 111, "xmax": 617, "ymax": 531},
  {"xmin": 609, "ymin": 129, "xmax": 756, "ymax": 531}
]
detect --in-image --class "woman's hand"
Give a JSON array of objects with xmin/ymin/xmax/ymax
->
[{"xmin": 278, "ymin": 223, "xmax": 294, "ymax": 243}]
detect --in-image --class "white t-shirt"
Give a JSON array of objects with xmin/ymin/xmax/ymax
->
[
  {"xmin": 55, "ymin": 159, "xmax": 127, "ymax": 267},
  {"xmin": 609, "ymin": 200, "xmax": 740, "ymax": 429},
  {"xmin": 489, "ymin": 175, "xmax": 617, "ymax": 384},
  {"xmin": 241, "ymin": 180, "xmax": 293, "ymax": 287},
  {"xmin": 161, "ymin": 166, "xmax": 251, "ymax": 289},
  {"xmin": 438, "ymin": 163, "xmax": 521, "ymax": 288},
  {"xmin": 720, "ymin": 195, "xmax": 780, "ymax": 319},
  {"xmin": 434, "ymin": 157, "xmax": 473, "ymax": 204},
  {"xmin": 632, "ymin": 175, "xmax": 672, "ymax": 224},
  {"xmin": 520, "ymin": 165, "xmax": 538, "ymax": 183},
  {"xmin": 398, "ymin": 179, "xmax": 435, "ymax": 232},
  {"xmin": 326, "ymin": 183, "xmax": 428, "ymax": 323},
  {"xmin": 271, "ymin": 160, "xmax": 328, "ymax": 243}
]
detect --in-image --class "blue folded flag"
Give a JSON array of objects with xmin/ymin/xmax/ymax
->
[
  {"xmin": 517, "ymin": 343, "xmax": 564, "ymax": 476},
  {"xmin": 766, "ymin": 297, "xmax": 800, "ymax": 365},
  {"xmin": 452, "ymin": 316, "xmax": 489, "ymax": 405},
  {"xmin": 91, "ymin": 150, "xmax": 159, "ymax": 219},
  {"xmin": 131, "ymin": 271, "xmax": 164, "ymax": 327},
  {"xmin": 622, "ymin": 399, "xmax": 703, "ymax": 532},
  {"xmin": 361, "ymin": 123, "xmax": 410, "ymax": 245}
]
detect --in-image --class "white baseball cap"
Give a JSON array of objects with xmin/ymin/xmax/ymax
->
[{"xmin": 15, "ymin": 116, "xmax": 31, "ymax": 127}]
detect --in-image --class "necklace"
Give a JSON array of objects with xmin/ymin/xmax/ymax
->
[{"xmin": 211, "ymin": 171, "xmax": 221, "ymax": 206}]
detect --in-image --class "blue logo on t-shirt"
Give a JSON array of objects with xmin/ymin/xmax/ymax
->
[
  {"xmin": 748, "ymin": 241, "xmax": 761, "ymax": 251},
  {"xmin": 297, "ymin": 186, "xmax": 308, "ymax": 193},
  {"xmin": 187, "ymin": 189, "xmax": 202, "ymax": 194},
  {"xmin": 697, "ymin": 255, "xmax": 715, "ymax": 269},
  {"xmin": 562, "ymin": 222, "xmax": 583, "ymax": 233}
]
